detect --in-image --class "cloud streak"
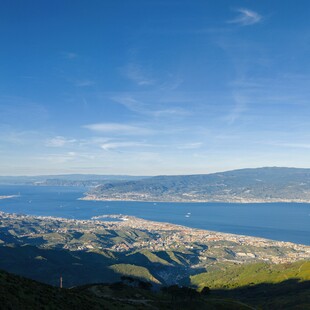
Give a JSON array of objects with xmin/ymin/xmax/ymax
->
[
  {"xmin": 229, "ymin": 9, "xmax": 262, "ymax": 26},
  {"xmin": 45, "ymin": 136, "xmax": 77, "ymax": 147},
  {"xmin": 111, "ymin": 95, "xmax": 190, "ymax": 118},
  {"xmin": 122, "ymin": 63, "xmax": 155, "ymax": 86},
  {"xmin": 83, "ymin": 123, "xmax": 154, "ymax": 135},
  {"xmin": 268, "ymin": 142, "xmax": 310, "ymax": 150},
  {"xmin": 177, "ymin": 142, "xmax": 203, "ymax": 150},
  {"xmin": 61, "ymin": 52, "xmax": 78, "ymax": 59},
  {"xmin": 224, "ymin": 92, "xmax": 247, "ymax": 124},
  {"xmin": 76, "ymin": 80, "xmax": 95, "ymax": 87},
  {"xmin": 101, "ymin": 141, "xmax": 152, "ymax": 151}
]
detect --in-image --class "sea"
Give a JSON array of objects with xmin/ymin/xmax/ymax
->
[{"xmin": 0, "ymin": 185, "xmax": 309, "ymax": 246}]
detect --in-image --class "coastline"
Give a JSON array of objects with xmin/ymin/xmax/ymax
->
[
  {"xmin": 79, "ymin": 195, "xmax": 310, "ymax": 204},
  {"xmin": 0, "ymin": 210, "xmax": 309, "ymax": 264}
]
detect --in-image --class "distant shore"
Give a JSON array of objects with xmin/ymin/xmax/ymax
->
[{"xmin": 79, "ymin": 195, "xmax": 310, "ymax": 204}]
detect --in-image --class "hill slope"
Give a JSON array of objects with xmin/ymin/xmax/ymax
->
[
  {"xmin": 191, "ymin": 260, "xmax": 310, "ymax": 289},
  {"xmin": 84, "ymin": 167, "xmax": 310, "ymax": 202},
  {"xmin": 1, "ymin": 265, "xmax": 309, "ymax": 310}
]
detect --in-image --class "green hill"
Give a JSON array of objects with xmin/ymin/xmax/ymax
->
[
  {"xmin": 0, "ymin": 269, "xmax": 136, "ymax": 310},
  {"xmin": 191, "ymin": 260, "xmax": 310, "ymax": 289},
  {"xmin": 109, "ymin": 263, "xmax": 161, "ymax": 284},
  {"xmin": 190, "ymin": 261, "xmax": 310, "ymax": 309},
  {"xmin": 1, "ymin": 265, "xmax": 310, "ymax": 309}
]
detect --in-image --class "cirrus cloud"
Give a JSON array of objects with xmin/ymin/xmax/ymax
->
[
  {"xmin": 229, "ymin": 8, "xmax": 262, "ymax": 26},
  {"xmin": 45, "ymin": 136, "xmax": 77, "ymax": 147},
  {"xmin": 83, "ymin": 123, "xmax": 154, "ymax": 136}
]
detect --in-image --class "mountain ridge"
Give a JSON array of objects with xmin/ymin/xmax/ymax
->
[{"xmin": 83, "ymin": 167, "xmax": 310, "ymax": 203}]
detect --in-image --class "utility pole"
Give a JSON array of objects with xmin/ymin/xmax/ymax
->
[{"xmin": 60, "ymin": 275, "xmax": 63, "ymax": 289}]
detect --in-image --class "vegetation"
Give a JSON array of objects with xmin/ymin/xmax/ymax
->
[
  {"xmin": 191, "ymin": 260, "xmax": 310, "ymax": 289},
  {"xmin": 109, "ymin": 264, "xmax": 161, "ymax": 284},
  {"xmin": 1, "ymin": 267, "xmax": 309, "ymax": 309},
  {"xmin": 0, "ymin": 211, "xmax": 309, "ymax": 289},
  {"xmin": 87, "ymin": 167, "xmax": 310, "ymax": 202},
  {"xmin": 0, "ymin": 210, "xmax": 309, "ymax": 308}
]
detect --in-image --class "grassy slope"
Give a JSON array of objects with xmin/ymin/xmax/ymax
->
[
  {"xmin": 109, "ymin": 263, "xmax": 161, "ymax": 284},
  {"xmin": 0, "ymin": 245, "xmax": 119, "ymax": 287},
  {"xmin": 128, "ymin": 249, "xmax": 173, "ymax": 266},
  {"xmin": 0, "ymin": 269, "xmax": 137, "ymax": 310},
  {"xmin": 190, "ymin": 260, "xmax": 310, "ymax": 289},
  {"xmin": 191, "ymin": 260, "xmax": 310, "ymax": 309},
  {"xmin": 1, "ymin": 264, "xmax": 309, "ymax": 309},
  {"xmin": 0, "ymin": 269, "xmax": 252, "ymax": 310}
]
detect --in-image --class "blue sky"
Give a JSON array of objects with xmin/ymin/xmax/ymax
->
[{"xmin": 1, "ymin": 0, "xmax": 310, "ymax": 175}]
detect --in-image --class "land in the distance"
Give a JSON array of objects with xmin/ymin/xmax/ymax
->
[
  {"xmin": 0, "ymin": 174, "xmax": 146, "ymax": 187},
  {"xmin": 3, "ymin": 167, "xmax": 310, "ymax": 203},
  {"xmin": 83, "ymin": 167, "xmax": 310, "ymax": 203}
]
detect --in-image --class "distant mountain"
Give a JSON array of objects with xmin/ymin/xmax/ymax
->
[
  {"xmin": 0, "ymin": 174, "xmax": 147, "ymax": 187},
  {"xmin": 84, "ymin": 167, "xmax": 310, "ymax": 202}
]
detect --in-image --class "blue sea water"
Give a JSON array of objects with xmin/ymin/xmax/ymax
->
[{"xmin": 0, "ymin": 185, "xmax": 309, "ymax": 245}]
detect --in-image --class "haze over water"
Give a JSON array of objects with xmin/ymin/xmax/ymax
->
[{"xmin": 0, "ymin": 185, "xmax": 309, "ymax": 246}]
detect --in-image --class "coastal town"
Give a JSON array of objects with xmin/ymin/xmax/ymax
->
[
  {"xmin": 0, "ymin": 211, "xmax": 309, "ymax": 268},
  {"xmin": 81, "ymin": 193, "xmax": 310, "ymax": 203}
]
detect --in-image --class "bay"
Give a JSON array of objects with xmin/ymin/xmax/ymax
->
[{"xmin": 0, "ymin": 185, "xmax": 309, "ymax": 245}]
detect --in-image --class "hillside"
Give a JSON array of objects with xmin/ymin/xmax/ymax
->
[
  {"xmin": 1, "ymin": 264, "xmax": 309, "ymax": 310},
  {"xmin": 190, "ymin": 260, "xmax": 310, "ymax": 289},
  {"xmin": 83, "ymin": 167, "xmax": 310, "ymax": 202},
  {"xmin": 190, "ymin": 261, "xmax": 310, "ymax": 309}
]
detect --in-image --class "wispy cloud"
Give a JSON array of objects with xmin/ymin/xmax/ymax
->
[
  {"xmin": 36, "ymin": 151, "xmax": 96, "ymax": 164},
  {"xmin": 0, "ymin": 96, "xmax": 49, "ymax": 123},
  {"xmin": 0, "ymin": 129, "xmax": 41, "ymax": 145},
  {"xmin": 229, "ymin": 8, "xmax": 262, "ymax": 26},
  {"xmin": 45, "ymin": 136, "xmax": 77, "ymax": 147},
  {"xmin": 122, "ymin": 63, "xmax": 155, "ymax": 86},
  {"xmin": 112, "ymin": 96, "xmax": 143, "ymax": 113},
  {"xmin": 268, "ymin": 142, "xmax": 310, "ymax": 150},
  {"xmin": 112, "ymin": 95, "xmax": 190, "ymax": 117},
  {"xmin": 177, "ymin": 142, "xmax": 203, "ymax": 150},
  {"xmin": 101, "ymin": 141, "xmax": 151, "ymax": 151},
  {"xmin": 76, "ymin": 80, "xmax": 95, "ymax": 87},
  {"xmin": 83, "ymin": 123, "xmax": 154, "ymax": 135},
  {"xmin": 224, "ymin": 92, "xmax": 247, "ymax": 124},
  {"xmin": 61, "ymin": 52, "xmax": 78, "ymax": 59},
  {"xmin": 159, "ymin": 75, "xmax": 184, "ymax": 91}
]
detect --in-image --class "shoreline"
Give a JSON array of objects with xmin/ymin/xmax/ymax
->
[
  {"xmin": 0, "ymin": 210, "xmax": 309, "ymax": 264},
  {"xmin": 1, "ymin": 209, "xmax": 309, "ymax": 248},
  {"xmin": 79, "ymin": 195, "xmax": 310, "ymax": 204}
]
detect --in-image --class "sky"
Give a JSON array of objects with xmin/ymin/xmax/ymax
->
[{"xmin": 1, "ymin": 0, "xmax": 310, "ymax": 176}]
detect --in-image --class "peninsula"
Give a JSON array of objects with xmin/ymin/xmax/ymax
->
[{"xmin": 82, "ymin": 167, "xmax": 310, "ymax": 203}]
